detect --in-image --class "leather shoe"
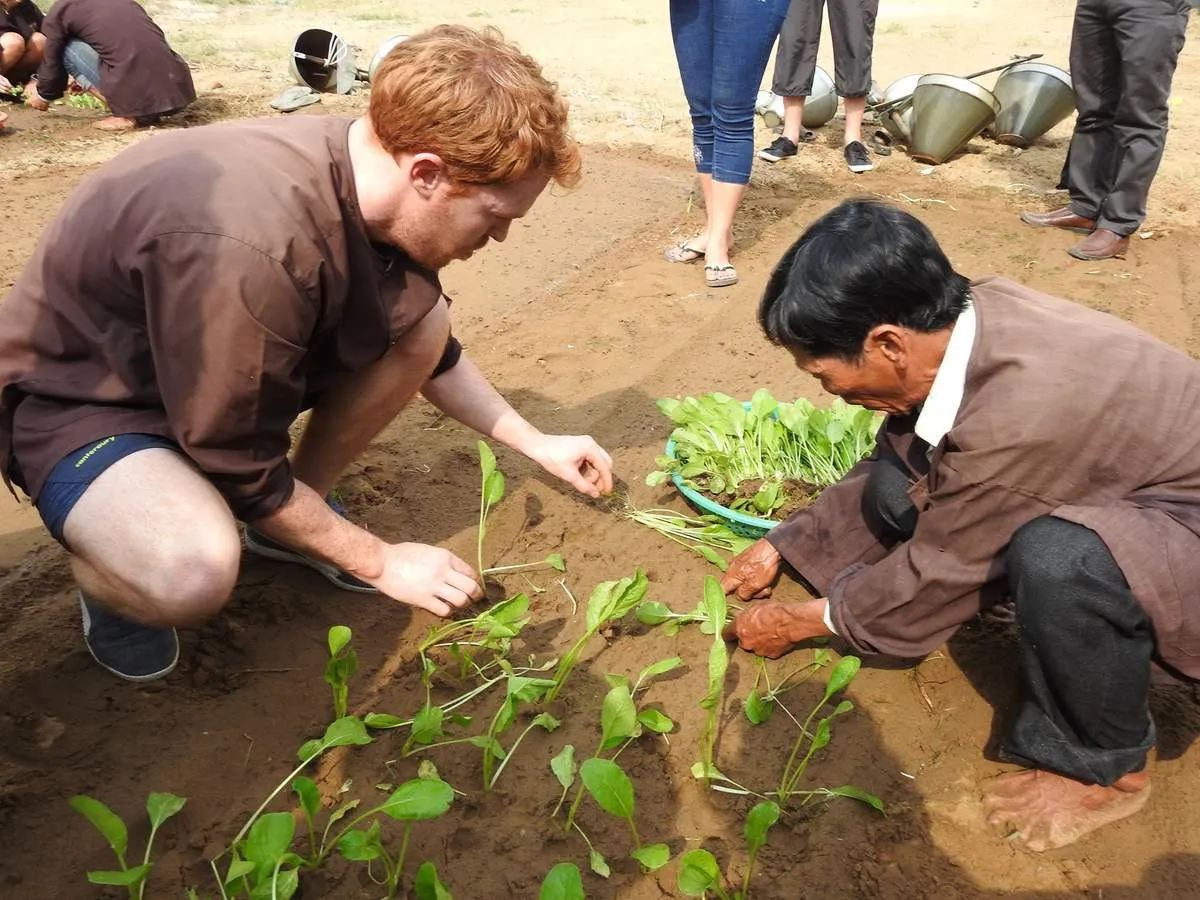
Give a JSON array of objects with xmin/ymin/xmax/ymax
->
[
  {"xmin": 1068, "ymin": 228, "xmax": 1129, "ymax": 261},
  {"xmin": 1019, "ymin": 207, "xmax": 1096, "ymax": 234}
]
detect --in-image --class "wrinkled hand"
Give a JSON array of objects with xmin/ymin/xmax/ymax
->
[
  {"xmin": 721, "ymin": 601, "xmax": 808, "ymax": 658},
  {"xmin": 720, "ymin": 538, "xmax": 782, "ymax": 601},
  {"xmin": 26, "ymin": 83, "xmax": 48, "ymax": 111},
  {"xmin": 524, "ymin": 433, "xmax": 614, "ymax": 498},
  {"xmin": 367, "ymin": 542, "xmax": 484, "ymax": 617}
]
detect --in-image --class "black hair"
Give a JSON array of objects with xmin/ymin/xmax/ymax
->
[{"xmin": 758, "ymin": 199, "xmax": 971, "ymax": 360}]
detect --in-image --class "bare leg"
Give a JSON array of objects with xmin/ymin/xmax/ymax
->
[
  {"xmin": 983, "ymin": 769, "xmax": 1150, "ymax": 851},
  {"xmin": 291, "ymin": 298, "xmax": 449, "ymax": 499},
  {"xmin": 781, "ymin": 95, "xmax": 807, "ymax": 144},
  {"xmin": 0, "ymin": 33, "xmax": 25, "ymax": 78},
  {"xmin": 62, "ymin": 448, "xmax": 242, "ymax": 627},
  {"xmin": 7, "ymin": 31, "xmax": 44, "ymax": 82},
  {"xmin": 703, "ymin": 180, "xmax": 746, "ymax": 269},
  {"xmin": 843, "ymin": 95, "xmax": 866, "ymax": 145}
]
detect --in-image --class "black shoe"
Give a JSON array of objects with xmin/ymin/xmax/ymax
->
[
  {"xmin": 758, "ymin": 136, "xmax": 798, "ymax": 163},
  {"xmin": 844, "ymin": 140, "xmax": 874, "ymax": 173},
  {"xmin": 80, "ymin": 593, "xmax": 179, "ymax": 682},
  {"xmin": 243, "ymin": 527, "xmax": 377, "ymax": 593}
]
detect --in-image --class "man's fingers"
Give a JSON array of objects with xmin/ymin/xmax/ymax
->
[
  {"xmin": 414, "ymin": 595, "xmax": 454, "ymax": 618},
  {"xmin": 446, "ymin": 569, "xmax": 483, "ymax": 601},
  {"xmin": 447, "ymin": 552, "xmax": 483, "ymax": 588},
  {"xmin": 721, "ymin": 620, "xmax": 739, "ymax": 642},
  {"xmin": 751, "ymin": 587, "xmax": 773, "ymax": 600},
  {"xmin": 435, "ymin": 584, "xmax": 473, "ymax": 609}
]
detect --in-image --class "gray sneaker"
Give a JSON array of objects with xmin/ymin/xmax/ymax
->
[
  {"xmin": 243, "ymin": 527, "xmax": 377, "ymax": 593},
  {"xmin": 80, "ymin": 593, "xmax": 179, "ymax": 682},
  {"xmin": 844, "ymin": 140, "xmax": 874, "ymax": 173}
]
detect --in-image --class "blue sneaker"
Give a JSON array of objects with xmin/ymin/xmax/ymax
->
[
  {"xmin": 80, "ymin": 593, "xmax": 179, "ymax": 682},
  {"xmin": 243, "ymin": 496, "xmax": 376, "ymax": 593}
]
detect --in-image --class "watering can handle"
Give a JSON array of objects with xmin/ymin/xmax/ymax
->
[{"xmin": 962, "ymin": 52, "xmax": 1044, "ymax": 81}]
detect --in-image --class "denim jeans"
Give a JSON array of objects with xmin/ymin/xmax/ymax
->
[
  {"xmin": 63, "ymin": 39, "xmax": 102, "ymax": 93},
  {"xmin": 669, "ymin": 0, "xmax": 790, "ymax": 185}
]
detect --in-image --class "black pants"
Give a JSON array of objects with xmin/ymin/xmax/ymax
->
[
  {"xmin": 771, "ymin": 0, "xmax": 878, "ymax": 98},
  {"xmin": 863, "ymin": 453, "xmax": 1156, "ymax": 785},
  {"xmin": 1066, "ymin": 0, "xmax": 1190, "ymax": 235}
]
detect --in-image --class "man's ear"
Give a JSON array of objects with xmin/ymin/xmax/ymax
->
[
  {"xmin": 406, "ymin": 153, "xmax": 450, "ymax": 197},
  {"xmin": 865, "ymin": 324, "xmax": 907, "ymax": 364}
]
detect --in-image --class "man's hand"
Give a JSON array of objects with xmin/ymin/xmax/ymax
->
[
  {"xmin": 25, "ymin": 83, "xmax": 48, "ymax": 111},
  {"xmin": 0, "ymin": 74, "xmax": 12, "ymax": 94},
  {"xmin": 722, "ymin": 599, "xmax": 831, "ymax": 659},
  {"xmin": 721, "ymin": 538, "xmax": 782, "ymax": 600},
  {"xmin": 522, "ymin": 433, "xmax": 614, "ymax": 498},
  {"xmin": 364, "ymin": 542, "xmax": 484, "ymax": 617}
]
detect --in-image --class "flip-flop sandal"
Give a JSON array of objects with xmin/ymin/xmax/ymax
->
[
  {"xmin": 270, "ymin": 85, "xmax": 321, "ymax": 113},
  {"xmin": 797, "ymin": 128, "xmax": 818, "ymax": 143},
  {"xmin": 705, "ymin": 264, "xmax": 738, "ymax": 288},
  {"xmin": 664, "ymin": 241, "xmax": 705, "ymax": 264},
  {"xmin": 870, "ymin": 129, "xmax": 893, "ymax": 156}
]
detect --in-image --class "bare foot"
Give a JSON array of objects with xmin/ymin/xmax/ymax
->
[
  {"xmin": 93, "ymin": 116, "xmax": 136, "ymax": 132},
  {"xmin": 983, "ymin": 768, "xmax": 1150, "ymax": 851},
  {"xmin": 0, "ymin": 111, "xmax": 7, "ymax": 130}
]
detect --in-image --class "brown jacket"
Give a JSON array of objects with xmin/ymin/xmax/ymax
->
[
  {"xmin": 767, "ymin": 276, "xmax": 1200, "ymax": 677},
  {"xmin": 34, "ymin": 0, "xmax": 194, "ymax": 118},
  {"xmin": 0, "ymin": 116, "xmax": 443, "ymax": 521}
]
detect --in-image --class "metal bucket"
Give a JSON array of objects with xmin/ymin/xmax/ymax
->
[
  {"xmin": 290, "ymin": 28, "xmax": 359, "ymax": 94},
  {"xmin": 909, "ymin": 74, "xmax": 1001, "ymax": 165},
  {"xmin": 991, "ymin": 62, "xmax": 1074, "ymax": 148},
  {"xmin": 368, "ymin": 33, "xmax": 410, "ymax": 83},
  {"xmin": 760, "ymin": 66, "xmax": 838, "ymax": 130},
  {"xmin": 878, "ymin": 74, "xmax": 921, "ymax": 145}
]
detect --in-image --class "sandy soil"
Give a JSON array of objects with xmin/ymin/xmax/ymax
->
[{"xmin": 3, "ymin": 1, "xmax": 1200, "ymax": 898}]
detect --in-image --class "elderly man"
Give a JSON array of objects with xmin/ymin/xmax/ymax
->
[
  {"xmin": 0, "ymin": 25, "xmax": 612, "ymax": 684},
  {"xmin": 722, "ymin": 199, "xmax": 1200, "ymax": 851},
  {"xmin": 1020, "ymin": 0, "xmax": 1191, "ymax": 260},
  {"xmin": 23, "ymin": 0, "xmax": 195, "ymax": 132}
]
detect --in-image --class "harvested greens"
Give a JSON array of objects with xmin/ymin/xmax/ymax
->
[{"xmin": 647, "ymin": 390, "xmax": 881, "ymax": 519}]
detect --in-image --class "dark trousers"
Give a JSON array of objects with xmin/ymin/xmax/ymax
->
[
  {"xmin": 771, "ymin": 0, "xmax": 878, "ymax": 98},
  {"xmin": 1067, "ymin": 0, "xmax": 1190, "ymax": 236},
  {"xmin": 863, "ymin": 453, "xmax": 1156, "ymax": 785}
]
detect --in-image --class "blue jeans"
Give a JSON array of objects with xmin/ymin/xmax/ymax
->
[
  {"xmin": 669, "ymin": 0, "xmax": 790, "ymax": 185},
  {"xmin": 63, "ymin": 39, "xmax": 101, "ymax": 93}
]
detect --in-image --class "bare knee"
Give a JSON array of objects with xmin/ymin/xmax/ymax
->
[
  {"xmin": 138, "ymin": 528, "xmax": 242, "ymax": 626},
  {"xmin": 24, "ymin": 31, "xmax": 44, "ymax": 65},
  {"xmin": 0, "ymin": 33, "xmax": 26, "ymax": 69}
]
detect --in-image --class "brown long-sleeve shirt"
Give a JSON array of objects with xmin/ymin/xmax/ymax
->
[
  {"xmin": 767, "ymin": 277, "xmax": 1200, "ymax": 677},
  {"xmin": 0, "ymin": 116, "xmax": 444, "ymax": 521},
  {"xmin": 33, "ymin": 0, "xmax": 194, "ymax": 117}
]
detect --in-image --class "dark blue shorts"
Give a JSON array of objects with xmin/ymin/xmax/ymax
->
[{"xmin": 37, "ymin": 433, "xmax": 179, "ymax": 546}]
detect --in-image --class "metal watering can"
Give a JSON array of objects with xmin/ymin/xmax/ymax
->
[
  {"xmin": 289, "ymin": 31, "xmax": 411, "ymax": 93},
  {"xmin": 756, "ymin": 65, "xmax": 838, "ymax": 130},
  {"xmin": 908, "ymin": 74, "xmax": 1002, "ymax": 165},
  {"xmin": 991, "ymin": 62, "xmax": 1074, "ymax": 148}
]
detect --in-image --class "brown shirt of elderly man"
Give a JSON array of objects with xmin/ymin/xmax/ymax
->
[
  {"xmin": 0, "ymin": 25, "xmax": 613, "ymax": 684},
  {"xmin": 722, "ymin": 198, "xmax": 1200, "ymax": 852}
]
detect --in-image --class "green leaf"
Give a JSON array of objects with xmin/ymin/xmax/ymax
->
[
  {"xmin": 604, "ymin": 672, "xmax": 631, "ymax": 691},
  {"xmin": 744, "ymin": 801, "xmax": 781, "ymax": 856},
  {"xmin": 379, "ymin": 778, "xmax": 454, "ymax": 821},
  {"xmin": 538, "ymin": 862, "xmax": 584, "ymax": 900},
  {"xmin": 645, "ymin": 470, "xmax": 670, "ymax": 487},
  {"xmin": 812, "ymin": 718, "xmax": 832, "ymax": 751},
  {"xmin": 677, "ymin": 849, "xmax": 721, "ymax": 896},
  {"xmin": 827, "ymin": 784, "xmax": 885, "ymax": 812},
  {"xmin": 145, "ymin": 792, "xmax": 187, "ymax": 829},
  {"xmin": 580, "ymin": 758, "xmax": 635, "ymax": 822},
  {"xmin": 478, "ymin": 440, "xmax": 496, "ymax": 481},
  {"xmin": 600, "ymin": 684, "xmax": 639, "ymax": 751},
  {"xmin": 635, "ymin": 601, "xmax": 674, "ymax": 626},
  {"xmin": 545, "ymin": 553, "xmax": 566, "ymax": 572},
  {"xmin": 637, "ymin": 656, "xmax": 683, "ymax": 686},
  {"xmin": 631, "ymin": 842, "xmax": 671, "ymax": 872},
  {"xmin": 824, "ymin": 655, "xmax": 862, "ymax": 702},
  {"xmin": 364, "ymin": 713, "xmax": 406, "ymax": 729},
  {"xmin": 271, "ymin": 868, "xmax": 300, "ymax": 900},
  {"xmin": 327, "ymin": 625, "xmax": 352, "ymax": 657},
  {"xmin": 323, "ymin": 798, "xmax": 360, "ymax": 832},
  {"xmin": 291, "ymin": 777, "xmax": 320, "ymax": 822},
  {"xmin": 484, "ymin": 470, "xmax": 505, "ymax": 506},
  {"xmin": 586, "ymin": 569, "xmax": 649, "ymax": 632},
  {"xmin": 87, "ymin": 865, "xmax": 152, "ymax": 886},
  {"xmin": 550, "ymin": 744, "xmax": 577, "ymax": 790},
  {"xmin": 243, "ymin": 812, "xmax": 295, "ymax": 873},
  {"xmin": 589, "ymin": 848, "xmax": 610, "ymax": 878},
  {"xmin": 70, "ymin": 795, "xmax": 128, "ymax": 860},
  {"xmin": 418, "ymin": 760, "xmax": 441, "ymax": 781},
  {"xmin": 409, "ymin": 704, "xmax": 446, "ymax": 747},
  {"xmin": 338, "ymin": 824, "xmax": 382, "ymax": 862},
  {"xmin": 532, "ymin": 712, "xmax": 562, "ymax": 732},
  {"xmin": 743, "ymin": 689, "xmax": 774, "ymax": 725},
  {"xmin": 297, "ymin": 715, "xmax": 372, "ymax": 762},
  {"xmin": 224, "ymin": 857, "xmax": 255, "ymax": 887},
  {"xmin": 414, "ymin": 860, "xmax": 454, "ymax": 900},
  {"xmin": 696, "ymin": 544, "xmax": 729, "ymax": 571},
  {"xmin": 636, "ymin": 709, "xmax": 674, "ymax": 734}
]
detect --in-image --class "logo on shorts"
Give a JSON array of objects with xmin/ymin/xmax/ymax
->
[{"xmin": 74, "ymin": 436, "xmax": 117, "ymax": 468}]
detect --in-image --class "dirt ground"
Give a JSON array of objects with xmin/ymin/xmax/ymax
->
[{"xmin": 4, "ymin": 1, "xmax": 1200, "ymax": 898}]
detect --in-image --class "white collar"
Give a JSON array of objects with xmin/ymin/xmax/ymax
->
[{"xmin": 914, "ymin": 301, "xmax": 976, "ymax": 447}]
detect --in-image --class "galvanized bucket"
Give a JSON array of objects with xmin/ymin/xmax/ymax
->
[
  {"xmin": 368, "ymin": 33, "xmax": 410, "ymax": 83},
  {"xmin": 760, "ymin": 66, "xmax": 838, "ymax": 130},
  {"xmin": 290, "ymin": 28, "xmax": 359, "ymax": 94},
  {"xmin": 909, "ymin": 74, "xmax": 1001, "ymax": 165},
  {"xmin": 878, "ymin": 74, "xmax": 922, "ymax": 145},
  {"xmin": 991, "ymin": 62, "xmax": 1074, "ymax": 148}
]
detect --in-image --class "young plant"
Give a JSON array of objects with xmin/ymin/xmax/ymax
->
[
  {"xmin": 324, "ymin": 625, "xmax": 357, "ymax": 720},
  {"xmin": 417, "ymin": 592, "xmax": 533, "ymax": 682},
  {"xmin": 677, "ymin": 849, "xmax": 728, "ymax": 899},
  {"xmin": 623, "ymin": 504, "xmax": 755, "ymax": 571},
  {"xmin": 546, "ymin": 568, "xmax": 649, "ymax": 701},
  {"xmin": 636, "ymin": 595, "xmax": 740, "ymax": 637},
  {"xmin": 70, "ymin": 792, "xmax": 186, "ymax": 900},
  {"xmin": 579, "ymin": 758, "xmax": 670, "ymax": 873},
  {"xmin": 539, "ymin": 862, "xmax": 585, "ymax": 900},
  {"xmin": 475, "ymin": 441, "xmax": 568, "ymax": 578},
  {"xmin": 742, "ymin": 651, "xmax": 833, "ymax": 726},
  {"xmin": 740, "ymin": 801, "xmax": 780, "ymax": 898},
  {"xmin": 697, "ymin": 576, "xmax": 729, "ymax": 785}
]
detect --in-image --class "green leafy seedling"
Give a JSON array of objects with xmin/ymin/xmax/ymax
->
[
  {"xmin": 477, "ymin": 441, "xmax": 505, "ymax": 577},
  {"xmin": 413, "ymin": 860, "xmax": 454, "ymax": 900},
  {"xmin": 539, "ymin": 862, "xmax": 585, "ymax": 900},
  {"xmin": 324, "ymin": 625, "xmax": 357, "ymax": 720},
  {"xmin": 743, "ymin": 650, "xmax": 833, "ymax": 726},
  {"xmin": 579, "ymin": 758, "xmax": 670, "ymax": 872},
  {"xmin": 677, "ymin": 848, "xmax": 729, "ymax": 899},
  {"xmin": 740, "ymin": 801, "xmax": 780, "ymax": 898},
  {"xmin": 548, "ymin": 569, "xmax": 649, "ymax": 701},
  {"xmin": 70, "ymin": 792, "xmax": 186, "ymax": 900},
  {"xmin": 697, "ymin": 577, "xmax": 729, "ymax": 785}
]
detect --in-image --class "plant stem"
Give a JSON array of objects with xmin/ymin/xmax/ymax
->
[
  {"xmin": 229, "ymin": 755, "xmax": 314, "ymax": 849},
  {"xmin": 481, "ymin": 561, "xmax": 547, "ymax": 575},
  {"xmin": 778, "ymin": 699, "xmax": 827, "ymax": 802},
  {"xmin": 209, "ymin": 859, "xmax": 230, "ymax": 900},
  {"xmin": 488, "ymin": 717, "xmax": 542, "ymax": 790},
  {"xmin": 627, "ymin": 816, "xmax": 641, "ymax": 848},
  {"xmin": 391, "ymin": 823, "xmax": 413, "ymax": 899},
  {"xmin": 547, "ymin": 632, "xmax": 592, "ymax": 702}
]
